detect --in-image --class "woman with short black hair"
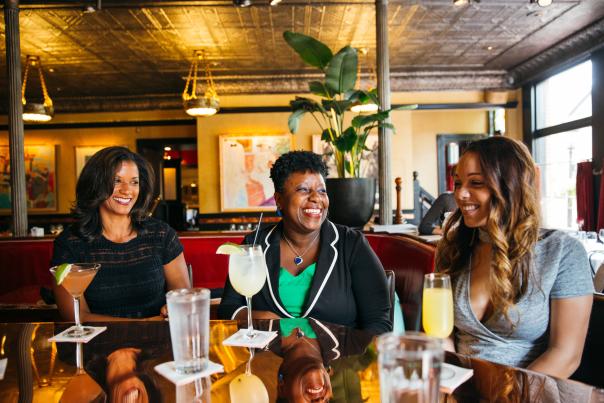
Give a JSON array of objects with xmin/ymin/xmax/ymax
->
[
  {"xmin": 51, "ymin": 146, "xmax": 190, "ymax": 320},
  {"xmin": 218, "ymin": 151, "xmax": 392, "ymax": 334}
]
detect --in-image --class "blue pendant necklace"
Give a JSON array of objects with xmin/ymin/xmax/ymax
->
[{"xmin": 282, "ymin": 231, "xmax": 320, "ymax": 266}]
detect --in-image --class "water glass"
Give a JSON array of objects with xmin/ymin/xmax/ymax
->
[
  {"xmin": 377, "ymin": 332, "xmax": 443, "ymax": 403},
  {"xmin": 166, "ymin": 288, "xmax": 211, "ymax": 374}
]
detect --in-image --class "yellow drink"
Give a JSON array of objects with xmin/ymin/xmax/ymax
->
[{"xmin": 422, "ymin": 287, "xmax": 453, "ymax": 338}]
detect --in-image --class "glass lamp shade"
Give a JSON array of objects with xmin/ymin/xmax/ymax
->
[
  {"xmin": 351, "ymin": 102, "xmax": 379, "ymax": 114},
  {"xmin": 184, "ymin": 96, "xmax": 219, "ymax": 117},
  {"xmin": 23, "ymin": 102, "xmax": 54, "ymax": 122}
]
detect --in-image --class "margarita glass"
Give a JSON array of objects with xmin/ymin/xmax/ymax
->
[
  {"xmin": 228, "ymin": 245, "xmax": 267, "ymax": 339},
  {"xmin": 50, "ymin": 263, "xmax": 100, "ymax": 338}
]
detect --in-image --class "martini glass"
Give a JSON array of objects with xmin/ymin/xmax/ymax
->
[
  {"xmin": 50, "ymin": 263, "xmax": 100, "ymax": 338},
  {"xmin": 228, "ymin": 245, "xmax": 267, "ymax": 339}
]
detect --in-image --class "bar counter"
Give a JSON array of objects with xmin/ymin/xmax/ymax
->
[{"xmin": 0, "ymin": 319, "xmax": 599, "ymax": 402}]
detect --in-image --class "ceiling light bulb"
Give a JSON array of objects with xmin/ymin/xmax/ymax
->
[
  {"xmin": 537, "ymin": 0, "xmax": 552, "ymax": 6},
  {"xmin": 270, "ymin": 0, "xmax": 281, "ymax": 5}
]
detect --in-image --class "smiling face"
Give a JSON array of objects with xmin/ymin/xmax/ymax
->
[
  {"xmin": 453, "ymin": 152, "xmax": 492, "ymax": 229},
  {"xmin": 100, "ymin": 160, "xmax": 140, "ymax": 219},
  {"xmin": 275, "ymin": 171, "xmax": 329, "ymax": 234}
]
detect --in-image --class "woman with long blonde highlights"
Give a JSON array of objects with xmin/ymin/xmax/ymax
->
[{"xmin": 436, "ymin": 136, "xmax": 593, "ymax": 378}]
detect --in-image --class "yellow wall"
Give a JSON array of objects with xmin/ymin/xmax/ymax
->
[
  {"xmin": 0, "ymin": 123, "xmax": 195, "ymax": 214},
  {"xmin": 1, "ymin": 90, "xmax": 522, "ymax": 216}
]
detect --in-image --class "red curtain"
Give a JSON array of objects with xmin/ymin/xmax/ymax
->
[
  {"xmin": 598, "ymin": 159, "xmax": 604, "ymax": 231},
  {"xmin": 576, "ymin": 161, "xmax": 595, "ymax": 231}
]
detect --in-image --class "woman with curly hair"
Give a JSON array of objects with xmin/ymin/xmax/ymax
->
[
  {"xmin": 436, "ymin": 136, "xmax": 593, "ymax": 378},
  {"xmin": 51, "ymin": 146, "xmax": 190, "ymax": 321},
  {"xmin": 218, "ymin": 151, "xmax": 392, "ymax": 334}
]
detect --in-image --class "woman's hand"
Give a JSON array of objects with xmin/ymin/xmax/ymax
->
[{"xmin": 160, "ymin": 304, "xmax": 168, "ymax": 318}]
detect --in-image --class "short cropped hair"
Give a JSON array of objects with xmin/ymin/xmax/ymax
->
[
  {"xmin": 270, "ymin": 151, "xmax": 328, "ymax": 193},
  {"xmin": 72, "ymin": 146, "xmax": 155, "ymax": 241}
]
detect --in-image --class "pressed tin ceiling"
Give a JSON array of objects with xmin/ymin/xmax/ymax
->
[{"xmin": 1, "ymin": 0, "xmax": 604, "ymax": 113}]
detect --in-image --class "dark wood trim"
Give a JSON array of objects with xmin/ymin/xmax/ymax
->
[
  {"xmin": 522, "ymin": 85, "xmax": 533, "ymax": 152},
  {"xmin": 436, "ymin": 134, "xmax": 487, "ymax": 194},
  {"xmin": 532, "ymin": 117, "xmax": 592, "ymax": 139},
  {"xmin": 592, "ymin": 47, "xmax": 604, "ymax": 171}
]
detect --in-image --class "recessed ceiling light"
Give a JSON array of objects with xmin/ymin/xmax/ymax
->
[
  {"xmin": 164, "ymin": 146, "xmax": 172, "ymax": 151},
  {"xmin": 487, "ymin": 46, "xmax": 493, "ymax": 51}
]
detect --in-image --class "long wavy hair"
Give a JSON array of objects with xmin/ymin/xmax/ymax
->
[
  {"xmin": 72, "ymin": 146, "xmax": 155, "ymax": 241},
  {"xmin": 436, "ymin": 136, "xmax": 540, "ymax": 325}
]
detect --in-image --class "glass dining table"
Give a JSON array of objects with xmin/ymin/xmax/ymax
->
[{"xmin": 0, "ymin": 319, "xmax": 600, "ymax": 402}]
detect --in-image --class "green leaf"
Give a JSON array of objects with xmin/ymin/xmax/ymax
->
[
  {"xmin": 283, "ymin": 31, "xmax": 333, "ymax": 70},
  {"xmin": 321, "ymin": 128, "xmax": 335, "ymax": 143},
  {"xmin": 351, "ymin": 111, "xmax": 389, "ymax": 128},
  {"xmin": 322, "ymin": 100, "xmax": 352, "ymax": 115},
  {"xmin": 333, "ymin": 127, "xmax": 357, "ymax": 152},
  {"xmin": 288, "ymin": 109, "xmax": 306, "ymax": 134},
  {"xmin": 309, "ymin": 81, "xmax": 336, "ymax": 98},
  {"xmin": 325, "ymin": 46, "xmax": 357, "ymax": 94},
  {"xmin": 290, "ymin": 97, "xmax": 324, "ymax": 113}
]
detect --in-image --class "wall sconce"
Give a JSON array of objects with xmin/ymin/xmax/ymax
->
[
  {"xmin": 22, "ymin": 55, "xmax": 54, "ymax": 122},
  {"xmin": 182, "ymin": 50, "xmax": 220, "ymax": 117}
]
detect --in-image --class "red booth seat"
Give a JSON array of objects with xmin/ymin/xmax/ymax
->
[{"xmin": 0, "ymin": 232, "xmax": 435, "ymax": 329}]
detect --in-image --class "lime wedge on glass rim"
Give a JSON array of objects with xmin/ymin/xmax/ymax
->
[
  {"xmin": 53, "ymin": 263, "xmax": 72, "ymax": 285},
  {"xmin": 216, "ymin": 242, "xmax": 245, "ymax": 255}
]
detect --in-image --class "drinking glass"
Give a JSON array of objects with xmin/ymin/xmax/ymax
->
[
  {"xmin": 422, "ymin": 273, "xmax": 454, "ymax": 378},
  {"xmin": 228, "ymin": 244, "xmax": 268, "ymax": 339},
  {"xmin": 377, "ymin": 332, "xmax": 443, "ymax": 403},
  {"xmin": 49, "ymin": 263, "xmax": 100, "ymax": 338},
  {"xmin": 166, "ymin": 288, "xmax": 210, "ymax": 374},
  {"xmin": 599, "ymin": 229, "xmax": 604, "ymax": 243}
]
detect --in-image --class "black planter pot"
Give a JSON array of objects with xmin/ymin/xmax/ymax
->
[{"xmin": 326, "ymin": 178, "xmax": 376, "ymax": 229}]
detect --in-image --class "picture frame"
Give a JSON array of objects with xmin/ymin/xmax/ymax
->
[
  {"xmin": 75, "ymin": 145, "xmax": 107, "ymax": 179},
  {"xmin": 219, "ymin": 134, "xmax": 292, "ymax": 212},
  {"xmin": 311, "ymin": 134, "xmax": 379, "ymax": 179},
  {"xmin": 0, "ymin": 144, "xmax": 58, "ymax": 211}
]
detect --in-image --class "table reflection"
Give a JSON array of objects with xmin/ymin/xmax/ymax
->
[{"xmin": 0, "ymin": 320, "xmax": 598, "ymax": 403}]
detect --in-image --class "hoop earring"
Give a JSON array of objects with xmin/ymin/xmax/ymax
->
[{"xmin": 276, "ymin": 207, "xmax": 282, "ymax": 217}]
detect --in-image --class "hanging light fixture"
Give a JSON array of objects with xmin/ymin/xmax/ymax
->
[
  {"xmin": 351, "ymin": 48, "xmax": 379, "ymax": 114},
  {"xmin": 22, "ymin": 55, "xmax": 54, "ymax": 122},
  {"xmin": 182, "ymin": 50, "xmax": 220, "ymax": 117}
]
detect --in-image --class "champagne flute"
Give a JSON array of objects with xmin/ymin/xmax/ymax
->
[
  {"xmin": 228, "ymin": 245, "xmax": 268, "ymax": 339},
  {"xmin": 422, "ymin": 273, "xmax": 454, "ymax": 379}
]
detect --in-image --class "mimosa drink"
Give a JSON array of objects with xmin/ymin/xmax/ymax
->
[{"xmin": 422, "ymin": 287, "xmax": 454, "ymax": 338}]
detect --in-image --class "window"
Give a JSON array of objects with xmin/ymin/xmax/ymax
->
[{"xmin": 532, "ymin": 60, "xmax": 592, "ymax": 230}]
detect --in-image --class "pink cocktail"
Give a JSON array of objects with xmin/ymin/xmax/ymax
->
[{"xmin": 50, "ymin": 263, "xmax": 100, "ymax": 338}]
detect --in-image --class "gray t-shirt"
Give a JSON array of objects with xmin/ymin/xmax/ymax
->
[{"xmin": 452, "ymin": 229, "xmax": 594, "ymax": 368}]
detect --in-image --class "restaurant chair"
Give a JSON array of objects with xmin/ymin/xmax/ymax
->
[{"xmin": 571, "ymin": 292, "xmax": 604, "ymax": 388}]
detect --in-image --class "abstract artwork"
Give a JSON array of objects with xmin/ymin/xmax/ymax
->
[
  {"xmin": 219, "ymin": 134, "xmax": 292, "ymax": 211},
  {"xmin": 0, "ymin": 145, "xmax": 57, "ymax": 211}
]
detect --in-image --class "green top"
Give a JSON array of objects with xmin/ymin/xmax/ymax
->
[
  {"xmin": 278, "ymin": 262, "xmax": 317, "ymax": 317},
  {"xmin": 279, "ymin": 318, "xmax": 317, "ymax": 339}
]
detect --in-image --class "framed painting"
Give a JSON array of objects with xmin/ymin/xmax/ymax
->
[
  {"xmin": 311, "ymin": 134, "xmax": 379, "ymax": 179},
  {"xmin": 219, "ymin": 134, "xmax": 292, "ymax": 212},
  {"xmin": 0, "ymin": 145, "xmax": 58, "ymax": 211},
  {"xmin": 75, "ymin": 145, "xmax": 107, "ymax": 179}
]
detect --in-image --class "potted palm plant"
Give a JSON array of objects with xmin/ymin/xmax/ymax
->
[{"xmin": 284, "ymin": 31, "xmax": 415, "ymax": 227}]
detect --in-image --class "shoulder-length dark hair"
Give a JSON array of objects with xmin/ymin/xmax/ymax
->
[
  {"xmin": 436, "ymin": 136, "xmax": 540, "ymax": 325},
  {"xmin": 72, "ymin": 146, "xmax": 155, "ymax": 241}
]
